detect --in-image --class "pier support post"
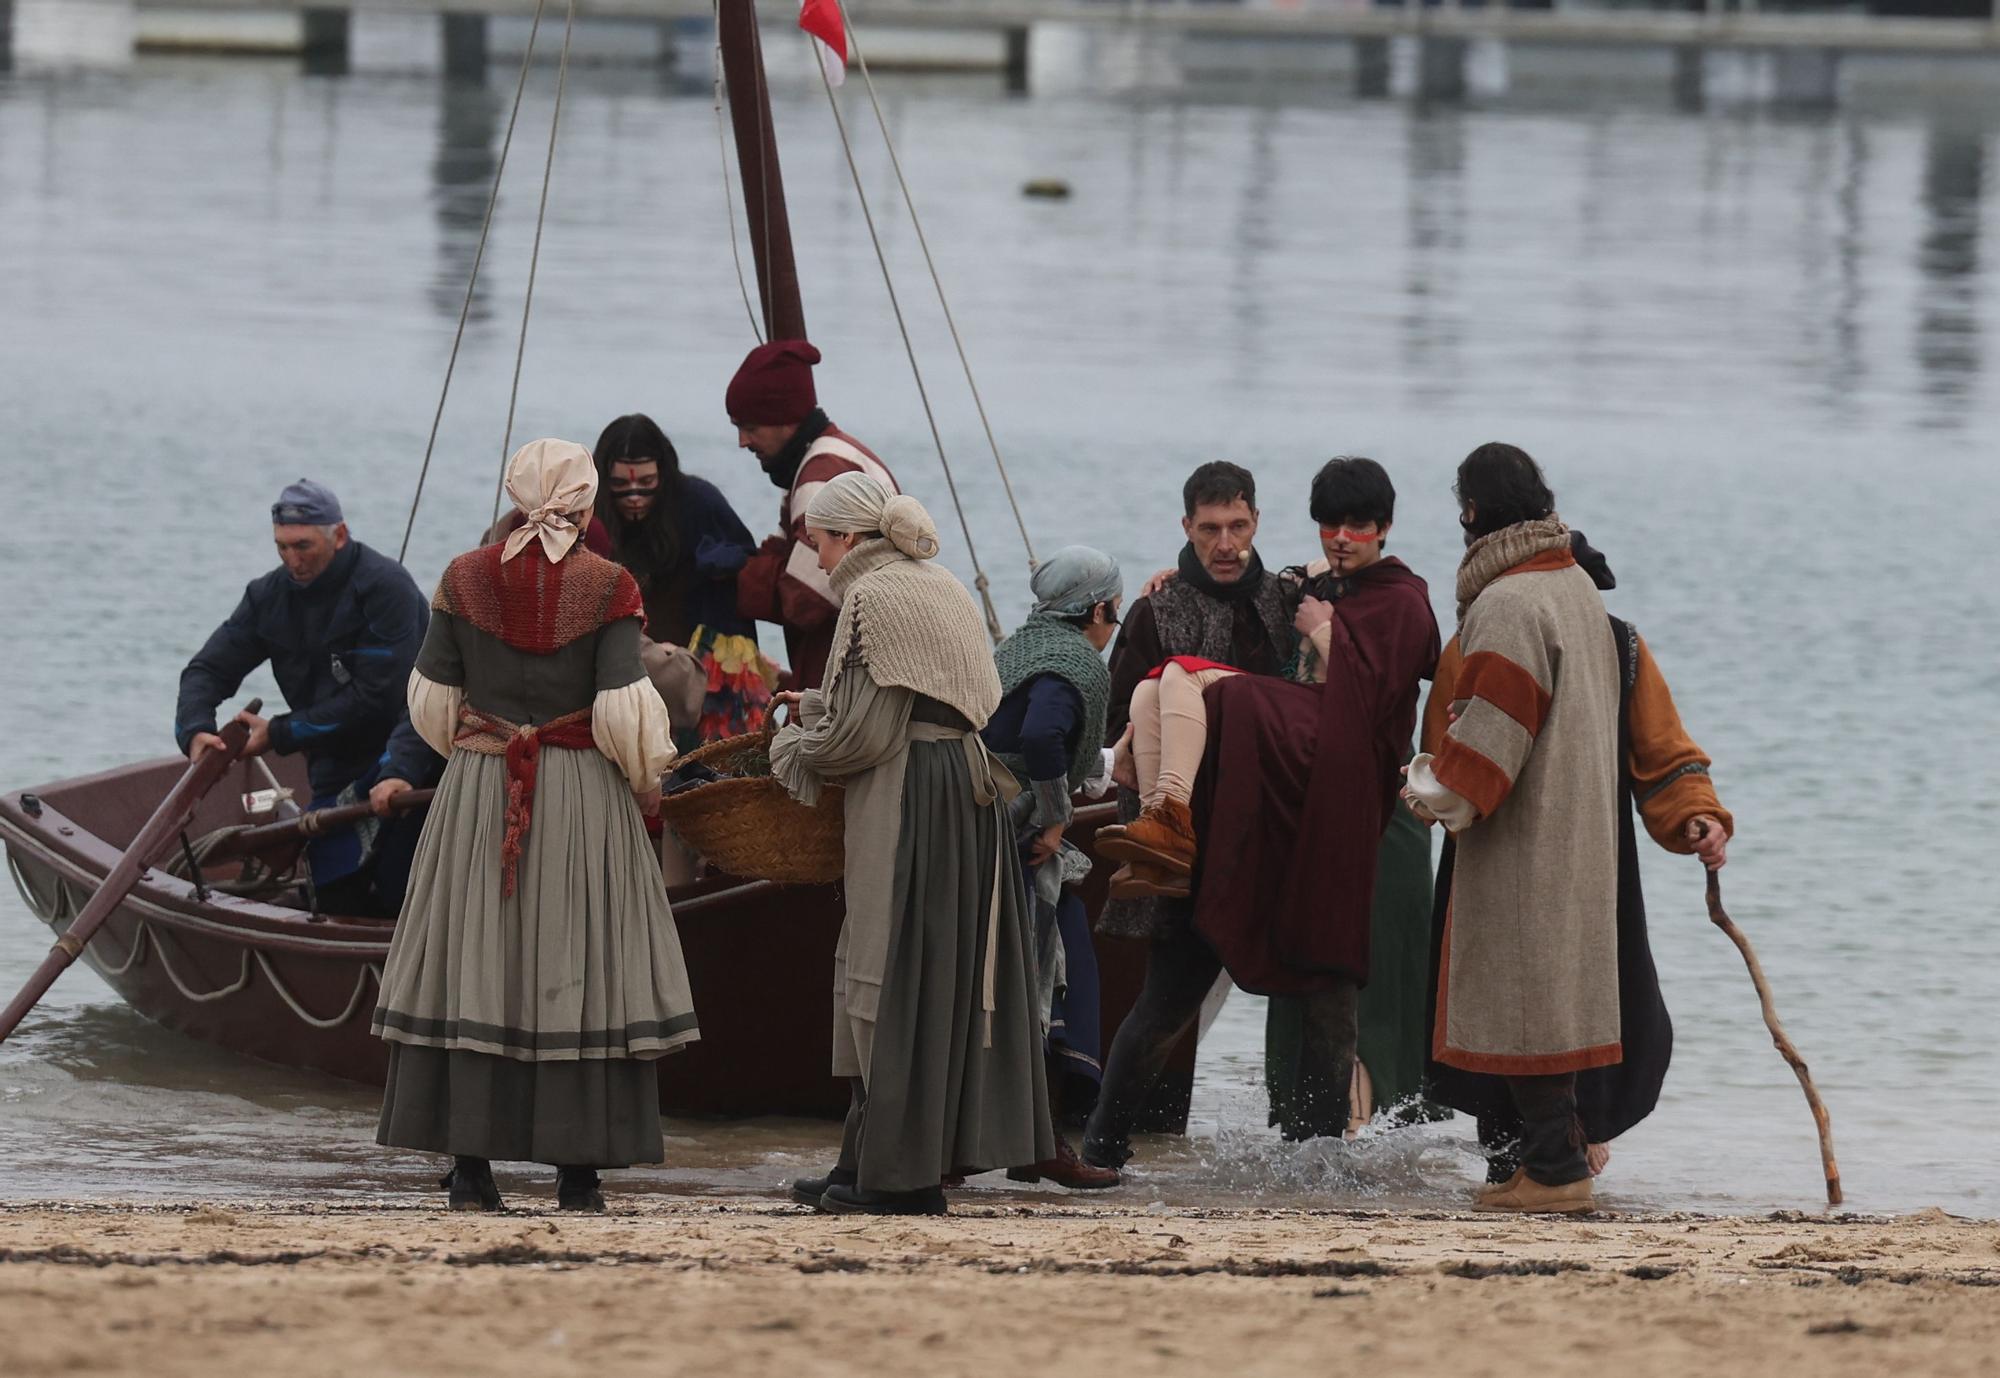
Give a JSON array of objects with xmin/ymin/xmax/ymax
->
[
  {"xmin": 441, "ymin": 13, "xmax": 487, "ymax": 82},
  {"xmin": 1003, "ymin": 25, "xmax": 1030, "ymax": 95},
  {"xmin": 1354, "ymin": 35, "xmax": 1391, "ymax": 98},
  {"xmin": 0, "ymin": 0, "xmax": 12, "ymax": 76},
  {"xmin": 1671, "ymin": 44, "xmax": 1704, "ymax": 109},
  {"xmin": 1772, "ymin": 47, "xmax": 1840, "ymax": 108},
  {"xmin": 1417, "ymin": 35, "xmax": 1468, "ymax": 101},
  {"xmin": 301, "ymin": 8, "xmax": 351, "ymax": 76}
]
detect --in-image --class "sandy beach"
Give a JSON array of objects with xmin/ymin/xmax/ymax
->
[{"xmin": 2, "ymin": 1196, "xmax": 1993, "ymax": 1377}]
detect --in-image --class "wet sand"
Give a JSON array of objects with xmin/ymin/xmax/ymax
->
[{"xmin": 2, "ymin": 1197, "xmax": 1993, "ymax": 1377}]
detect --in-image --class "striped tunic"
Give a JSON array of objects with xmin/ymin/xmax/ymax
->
[
  {"xmin": 1410, "ymin": 521, "xmax": 1622, "ymax": 1076},
  {"xmin": 764, "ymin": 424, "xmax": 898, "ymax": 690}
]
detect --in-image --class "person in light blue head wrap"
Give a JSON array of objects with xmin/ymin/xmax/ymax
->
[{"xmin": 980, "ymin": 546, "xmax": 1124, "ymax": 1189}]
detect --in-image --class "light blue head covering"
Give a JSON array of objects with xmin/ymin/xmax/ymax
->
[{"xmin": 1028, "ymin": 545, "xmax": 1123, "ymax": 618}]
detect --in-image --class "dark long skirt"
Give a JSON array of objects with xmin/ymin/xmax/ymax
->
[
  {"xmin": 378, "ymin": 1045, "xmax": 665, "ymax": 1167},
  {"xmin": 841, "ymin": 733, "xmax": 1056, "ymax": 1194}
]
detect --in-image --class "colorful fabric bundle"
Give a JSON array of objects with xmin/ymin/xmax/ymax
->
[{"xmin": 689, "ymin": 625, "xmax": 779, "ymax": 744}]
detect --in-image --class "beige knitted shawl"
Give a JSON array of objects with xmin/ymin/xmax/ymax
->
[
  {"xmin": 1455, "ymin": 515, "xmax": 1572, "ymax": 623},
  {"xmin": 823, "ymin": 538, "xmax": 1002, "ymax": 728}
]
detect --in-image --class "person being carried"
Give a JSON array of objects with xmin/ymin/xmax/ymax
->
[
  {"xmin": 728, "ymin": 340, "xmax": 898, "ymax": 691},
  {"xmin": 1085, "ymin": 459, "xmax": 1439, "ymax": 1166},
  {"xmin": 372, "ymin": 439, "xmax": 698, "ymax": 1214},
  {"xmin": 175, "ymin": 479, "xmax": 428, "ymax": 917},
  {"xmin": 981, "ymin": 547, "xmax": 1126, "ymax": 1190},
  {"xmin": 771, "ymin": 473, "xmax": 1054, "ymax": 1215}
]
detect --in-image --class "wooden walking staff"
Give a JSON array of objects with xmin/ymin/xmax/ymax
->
[
  {"xmin": 1697, "ymin": 822, "xmax": 1843, "ymax": 1206},
  {"xmin": 0, "ymin": 699, "xmax": 263, "ymax": 1044}
]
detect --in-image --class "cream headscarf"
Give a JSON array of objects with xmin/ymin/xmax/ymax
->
[
  {"xmin": 804, "ymin": 472, "xmax": 941, "ymax": 561},
  {"xmin": 500, "ymin": 438, "xmax": 597, "ymax": 563}
]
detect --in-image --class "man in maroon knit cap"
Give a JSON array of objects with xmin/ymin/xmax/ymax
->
[{"xmin": 728, "ymin": 339, "xmax": 898, "ymax": 690}]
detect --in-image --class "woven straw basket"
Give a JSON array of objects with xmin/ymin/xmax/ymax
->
[{"xmin": 656, "ymin": 730, "xmax": 844, "ymax": 885}]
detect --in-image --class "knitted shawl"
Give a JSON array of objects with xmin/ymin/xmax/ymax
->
[
  {"xmin": 824, "ymin": 539, "xmax": 1002, "ymax": 728},
  {"xmin": 1455, "ymin": 516, "xmax": 1572, "ymax": 623},
  {"xmin": 991, "ymin": 613, "xmax": 1112, "ymax": 789},
  {"xmin": 434, "ymin": 543, "xmax": 644, "ymax": 654}
]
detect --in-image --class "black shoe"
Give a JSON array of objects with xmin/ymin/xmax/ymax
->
[
  {"xmin": 441, "ymin": 1156, "xmax": 502, "ymax": 1212},
  {"xmin": 556, "ymin": 1166, "xmax": 606, "ymax": 1213},
  {"xmin": 1079, "ymin": 1134, "xmax": 1130, "ymax": 1171},
  {"xmin": 790, "ymin": 1166, "xmax": 856, "ymax": 1207},
  {"xmin": 819, "ymin": 1183, "xmax": 948, "ymax": 1216}
]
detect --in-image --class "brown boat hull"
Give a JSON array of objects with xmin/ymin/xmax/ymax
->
[{"xmin": 2, "ymin": 757, "xmax": 1193, "ymax": 1125}]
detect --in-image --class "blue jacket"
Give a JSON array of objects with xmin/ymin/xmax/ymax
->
[{"xmin": 175, "ymin": 541, "xmax": 429, "ymax": 801}]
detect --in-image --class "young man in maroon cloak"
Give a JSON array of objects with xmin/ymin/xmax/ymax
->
[
  {"xmin": 727, "ymin": 340, "xmax": 898, "ymax": 690},
  {"xmin": 1083, "ymin": 458, "xmax": 1440, "ymax": 1165}
]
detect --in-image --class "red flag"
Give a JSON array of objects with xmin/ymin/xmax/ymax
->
[{"xmin": 799, "ymin": 0, "xmax": 847, "ymax": 85}]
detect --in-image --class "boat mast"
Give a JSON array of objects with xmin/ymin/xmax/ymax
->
[{"xmin": 717, "ymin": 0, "xmax": 807, "ymax": 342}]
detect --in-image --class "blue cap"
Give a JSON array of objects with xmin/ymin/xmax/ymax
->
[{"xmin": 271, "ymin": 479, "xmax": 344, "ymax": 527}]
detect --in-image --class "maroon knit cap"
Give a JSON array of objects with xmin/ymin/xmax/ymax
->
[{"xmin": 726, "ymin": 339, "xmax": 821, "ymax": 426}]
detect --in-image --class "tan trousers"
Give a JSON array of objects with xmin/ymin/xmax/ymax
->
[{"xmin": 1129, "ymin": 662, "xmax": 1240, "ymax": 809}]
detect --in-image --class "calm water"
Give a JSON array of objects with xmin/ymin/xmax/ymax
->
[{"xmin": 1, "ymin": 40, "xmax": 1996, "ymax": 1216}]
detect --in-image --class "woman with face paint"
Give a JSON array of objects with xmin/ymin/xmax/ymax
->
[{"xmin": 590, "ymin": 414, "xmax": 776, "ymax": 744}]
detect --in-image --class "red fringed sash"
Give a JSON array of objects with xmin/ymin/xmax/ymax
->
[{"xmin": 454, "ymin": 706, "xmax": 597, "ymax": 896}]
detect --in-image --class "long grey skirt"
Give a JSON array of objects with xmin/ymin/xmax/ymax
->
[
  {"xmin": 378, "ymin": 1045, "xmax": 664, "ymax": 1167},
  {"xmin": 373, "ymin": 746, "xmax": 697, "ymax": 1167},
  {"xmin": 841, "ymin": 735, "xmax": 1057, "ymax": 1193}
]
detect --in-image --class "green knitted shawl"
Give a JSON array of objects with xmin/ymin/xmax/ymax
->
[{"xmin": 991, "ymin": 613, "xmax": 1111, "ymax": 789}]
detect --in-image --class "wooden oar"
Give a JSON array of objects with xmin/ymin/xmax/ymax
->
[
  {"xmin": 200, "ymin": 788, "xmax": 435, "ymax": 867},
  {"xmin": 1697, "ymin": 823, "xmax": 1843, "ymax": 1206},
  {"xmin": 0, "ymin": 699, "xmax": 263, "ymax": 1044}
]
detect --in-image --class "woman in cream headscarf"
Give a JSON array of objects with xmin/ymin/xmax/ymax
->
[
  {"xmin": 373, "ymin": 439, "xmax": 699, "ymax": 1213},
  {"xmin": 771, "ymin": 473, "xmax": 1056, "ymax": 1215}
]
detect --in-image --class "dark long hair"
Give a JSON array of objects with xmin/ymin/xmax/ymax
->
[
  {"xmin": 1454, "ymin": 442, "xmax": 1555, "ymax": 540},
  {"xmin": 592, "ymin": 414, "xmax": 686, "ymax": 583}
]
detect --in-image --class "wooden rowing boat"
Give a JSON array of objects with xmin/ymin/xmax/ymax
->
[{"xmin": 2, "ymin": 752, "xmax": 1191, "ymax": 1123}]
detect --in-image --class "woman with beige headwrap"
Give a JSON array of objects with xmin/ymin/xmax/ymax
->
[
  {"xmin": 373, "ymin": 439, "xmax": 699, "ymax": 1213},
  {"xmin": 770, "ymin": 473, "xmax": 1056, "ymax": 1215}
]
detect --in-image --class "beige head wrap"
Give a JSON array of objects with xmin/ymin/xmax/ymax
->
[
  {"xmin": 500, "ymin": 438, "xmax": 597, "ymax": 563},
  {"xmin": 804, "ymin": 471, "xmax": 940, "ymax": 561}
]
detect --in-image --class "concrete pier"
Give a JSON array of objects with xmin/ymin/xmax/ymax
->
[
  {"xmin": 300, "ymin": 5, "xmax": 348, "ymax": 72},
  {"xmin": 1002, "ymin": 23, "xmax": 1028, "ymax": 93},
  {"xmin": 440, "ymin": 10, "xmax": 484, "ymax": 77}
]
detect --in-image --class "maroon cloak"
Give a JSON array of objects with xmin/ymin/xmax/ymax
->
[{"xmin": 1188, "ymin": 558, "xmax": 1439, "ymax": 996}]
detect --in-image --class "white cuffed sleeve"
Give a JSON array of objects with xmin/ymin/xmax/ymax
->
[
  {"xmin": 407, "ymin": 669, "xmax": 464, "ymax": 758},
  {"xmin": 1404, "ymin": 752, "xmax": 1478, "ymax": 833},
  {"xmin": 592, "ymin": 677, "xmax": 678, "ymax": 792}
]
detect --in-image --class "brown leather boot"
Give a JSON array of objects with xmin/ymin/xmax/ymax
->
[
  {"xmin": 1096, "ymin": 799, "xmax": 1196, "ymax": 873},
  {"xmin": 1473, "ymin": 1173, "xmax": 1595, "ymax": 1214},
  {"xmin": 1007, "ymin": 1136, "xmax": 1121, "ymax": 1190},
  {"xmin": 1107, "ymin": 861, "xmax": 1191, "ymax": 901}
]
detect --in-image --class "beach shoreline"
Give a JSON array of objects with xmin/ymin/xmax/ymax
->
[{"xmin": 2, "ymin": 1196, "xmax": 1993, "ymax": 1377}]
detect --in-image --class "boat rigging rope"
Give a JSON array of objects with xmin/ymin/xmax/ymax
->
[
  {"xmin": 492, "ymin": 0, "xmax": 582, "ymax": 527},
  {"xmin": 810, "ymin": 42, "xmax": 1004, "ymax": 642},
  {"xmin": 834, "ymin": 0, "xmax": 1038, "ymax": 572},
  {"xmin": 398, "ymin": 0, "xmax": 551, "ymax": 564},
  {"xmin": 712, "ymin": 1, "xmax": 765, "ymax": 343}
]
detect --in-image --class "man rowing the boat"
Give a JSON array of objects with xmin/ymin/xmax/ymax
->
[
  {"xmin": 728, "ymin": 339, "xmax": 899, "ymax": 691},
  {"xmin": 175, "ymin": 479, "xmax": 428, "ymax": 917}
]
